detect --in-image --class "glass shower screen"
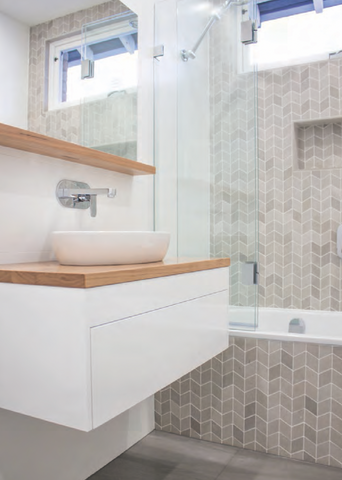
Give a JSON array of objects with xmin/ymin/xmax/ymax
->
[{"xmin": 154, "ymin": 0, "xmax": 259, "ymax": 330}]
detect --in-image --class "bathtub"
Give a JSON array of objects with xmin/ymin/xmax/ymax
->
[{"xmin": 229, "ymin": 307, "xmax": 342, "ymax": 345}]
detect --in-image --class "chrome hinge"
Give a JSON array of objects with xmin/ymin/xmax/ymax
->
[
  {"xmin": 81, "ymin": 60, "xmax": 94, "ymax": 80},
  {"xmin": 153, "ymin": 45, "xmax": 165, "ymax": 59},
  {"xmin": 242, "ymin": 262, "xmax": 259, "ymax": 285},
  {"xmin": 81, "ymin": 59, "xmax": 94, "ymax": 79},
  {"xmin": 241, "ymin": 20, "xmax": 258, "ymax": 45}
]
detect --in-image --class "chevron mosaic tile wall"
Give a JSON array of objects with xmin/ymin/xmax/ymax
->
[
  {"xmin": 296, "ymin": 122, "xmax": 342, "ymax": 171},
  {"xmin": 82, "ymin": 93, "xmax": 137, "ymax": 160},
  {"xmin": 258, "ymin": 59, "xmax": 342, "ymax": 310},
  {"xmin": 209, "ymin": 7, "xmax": 258, "ymax": 309},
  {"xmin": 155, "ymin": 337, "xmax": 342, "ymax": 469},
  {"xmin": 209, "ymin": 45, "xmax": 342, "ymax": 310},
  {"xmin": 28, "ymin": 0, "xmax": 137, "ymax": 158}
]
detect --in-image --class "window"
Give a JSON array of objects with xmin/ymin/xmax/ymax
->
[
  {"xmin": 257, "ymin": 0, "xmax": 342, "ymax": 22},
  {"xmin": 48, "ymin": 14, "xmax": 138, "ymax": 110},
  {"xmin": 249, "ymin": 1, "xmax": 342, "ymax": 70}
]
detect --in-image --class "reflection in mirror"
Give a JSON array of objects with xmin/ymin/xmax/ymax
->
[
  {"xmin": 80, "ymin": 11, "xmax": 139, "ymax": 161},
  {"xmin": 26, "ymin": 1, "xmax": 139, "ymax": 154}
]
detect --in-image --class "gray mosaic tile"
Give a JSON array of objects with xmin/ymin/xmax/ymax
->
[
  {"xmin": 262, "ymin": 61, "xmax": 342, "ymax": 310},
  {"xmin": 156, "ymin": 338, "xmax": 342, "ymax": 468}
]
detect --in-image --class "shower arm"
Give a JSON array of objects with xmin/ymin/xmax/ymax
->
[
  {"xmin": 181, "ymin": 0, "xmax": 247, "ymax": 62},
  {"xmin": 181, "ymin": 13, "xmax": 220, "ymax": 62}
]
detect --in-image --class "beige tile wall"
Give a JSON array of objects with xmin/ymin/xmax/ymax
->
[
  {"xmin": 209, "ymin": 7, "xmax": 258, "ymax": 309},
  {"xmin": 296, "ymin": 122, "xmax": 342, "ymax": 171},
  {"xmin": 258, "ymin": 59, "xmax": 342, "ymax": 310},
  {"xmin": 156, "ymin": 337, "xmax": 342, "ymax": 469},
  {"xmin": 210, "ymin": 50, "xmax": 342, "ymax": 311}
]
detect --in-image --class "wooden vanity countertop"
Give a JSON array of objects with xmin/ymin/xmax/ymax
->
[{"xmin": 0, "ymin": 258, "xmax": 230, "ymax": 289}]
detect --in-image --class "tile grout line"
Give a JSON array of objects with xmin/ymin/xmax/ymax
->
[{"xmin": 212, "ymin": 447, "xmax": 242, "ymax": 480}]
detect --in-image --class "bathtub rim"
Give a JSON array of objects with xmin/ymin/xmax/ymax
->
[{"xmin": 229, "ymin": 306, "xmax": 342, "ymax": 346}]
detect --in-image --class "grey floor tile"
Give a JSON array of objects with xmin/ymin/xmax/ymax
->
[
  {"xmin": 216, "ymin": 450, "xmax": 267, "ymax": 479},
  {"xmin": 90, "ymin": 457, "xmax": 218, "ymax": 480},
  {"xmin": 87, "ymin": 474, "xmax": 115, "ymax": 480},
  {"xmin": 217, "ymin": 449, "xmax": 342, "ymax": 480},
  {"xmin": 164, "ymin": 468, "xmax": 218, "ymax": 479},
  {"xmin": 90, "ymin": 466, "xmax": 216, "ymax": 480},
  {"xmin": 125, "ymin": 431, "xmax": 239, "ymax": 476},
  {"xmin": 88, "ymin": 432, "xmax": 342, "ymax": 480},
  {"xmin": 133, "ymin": 431, "xmax": 238, "ymax": 458},
  {"xmin": 92, "ymin": 456, "xmax": 174, "ymax": 479},
  {"xmin": 88, "ymin": 431, "xmax": 238, "ymax": 480},
  {"xmin": 261, "ymin": 456, "xmax": 342, "ymax": 480}
]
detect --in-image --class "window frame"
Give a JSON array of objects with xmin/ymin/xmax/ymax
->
[
  {"xmin": 257, "ymin": 0, "xmax": 342, "ymax": 23},
  {"xmin": 48, "ymin": 33, "xmax": 83, "ymax": 111},
  {"xmin": 47, "ymin": 14, "xmax": 138, "ymax": 111},
  {"xmin": 249, "ymin": 1, "xmax": 342, "ymax": 71}
]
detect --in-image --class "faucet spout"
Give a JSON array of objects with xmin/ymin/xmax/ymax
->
[
  {"xmin": 59, "ymin": 187, "xmax": 117, "ymax": 198},
  {"xmin": 56, "ymin": 180, "xmax": 117, "ymax": 218}
]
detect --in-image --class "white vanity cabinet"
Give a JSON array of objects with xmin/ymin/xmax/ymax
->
[{"xmin": 0, "ymin": 267, "xmax": 229, "ymax": 432}]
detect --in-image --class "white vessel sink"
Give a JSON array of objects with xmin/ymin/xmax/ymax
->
[{"xmin": 52, "ymin": 231, "xmax": 171, "ymax": 266}]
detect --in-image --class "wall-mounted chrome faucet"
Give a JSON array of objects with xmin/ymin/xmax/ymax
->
[{"xmin": 56, "ymin": 179, "xmax": 116, "ymax": 218}]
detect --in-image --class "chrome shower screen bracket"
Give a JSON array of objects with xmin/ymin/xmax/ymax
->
[
  {"xmin": 181, "ymin": 49, "xmax": 197, "ymax": 62},
  {"xmin": 241, "ymin": 19, "xmax": 258, "ymax": 45},
  {"xmin": 154, "ymin": 45, "xmax": 165, "ymax": 59}
]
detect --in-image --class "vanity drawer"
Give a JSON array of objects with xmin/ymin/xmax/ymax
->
[
  {"xmin": 86, "ymin": 267, "xmax": 229, "ymax": 327},
  {"xmin": 90, "ymin": 290, "xmax": 228, "ymax": 429}
]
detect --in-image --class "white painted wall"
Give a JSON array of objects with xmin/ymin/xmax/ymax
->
[
  {"xmin": 0, "ymin": 146, "xmax": 154, "ymax": 264},
  {"xmin": 0, "ymin": 12, "xmax": 29, "ymax": 129}
]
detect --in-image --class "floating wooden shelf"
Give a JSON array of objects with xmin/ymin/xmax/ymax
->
[
  {"xmin": 0, "ymin": 258, "xmax": 231, "ymax": 289},
  {"xmin": 0, "ymin": 123, "xmax": 155, "ymax": 176}
]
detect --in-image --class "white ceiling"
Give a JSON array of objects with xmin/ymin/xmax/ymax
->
[{"xmin": 0, "ymin": 0, "xmax": 112, "ymax": 26}]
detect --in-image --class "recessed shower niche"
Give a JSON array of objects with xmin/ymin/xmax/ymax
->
[{"xmin": 294, "ymin": 117, "xmax": 342, "ymax": 170}]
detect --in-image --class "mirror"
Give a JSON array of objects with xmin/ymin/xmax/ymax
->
[
  {"xmin": 80, "ymin": 11, "xmax": 139, "ymax": 161},
  {"xmin": 6, "ymin": 1, "xmax": 140, "ymax": 161}
]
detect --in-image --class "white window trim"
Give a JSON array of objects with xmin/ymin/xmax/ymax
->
[
  {"xmin": 250, "ymin": 5, "xmax": 342, "ymax": 72},
  {"xmin": 48, "ymin": 33, "xmax": 82, "ymax": 111}
]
